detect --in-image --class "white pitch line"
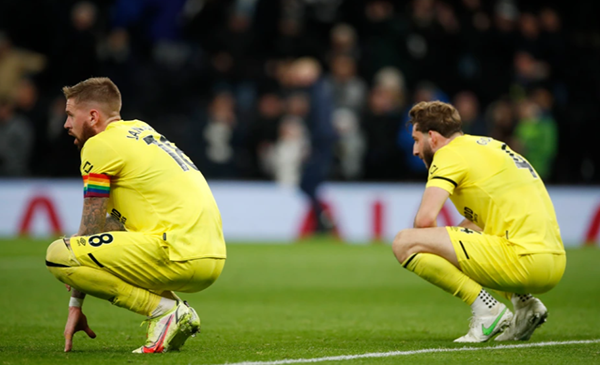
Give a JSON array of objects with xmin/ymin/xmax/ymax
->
[{"xmin": 216, "ymin": 339, "xmax": 600, "ymax": 365}]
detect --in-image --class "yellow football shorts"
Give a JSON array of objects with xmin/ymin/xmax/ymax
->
[
  {"xmin": 68, "ymin": 231, "xmax": 225, "ymax": 293},
  {"xmin": 446, "ymin": 227, "xmax": 565, "ymax": 294}
]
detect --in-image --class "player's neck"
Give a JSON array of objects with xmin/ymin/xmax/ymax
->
[
  {"xmin": 94, "ymin": 115, "xmax": 122, "ymax": 133},
  {"xmin": 106, "ymin": 115, "xmax": 121, "ymax": 124},
  {"xmin": 446, "ymin": 132, "xmax": 464, "ymax": 143},
  {"xmin": 434, "ymin": 132, "xmax": 463, "ymax": 151}
]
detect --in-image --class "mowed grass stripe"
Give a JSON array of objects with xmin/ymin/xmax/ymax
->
[{"xmin": 217, "ymin": 339, "xmax": 600, "ymax": 365}]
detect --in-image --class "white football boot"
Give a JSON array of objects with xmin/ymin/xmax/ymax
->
[
  {"xmin": 132, "ymin": 301, "xmax": 200, "ymax": 353},
  {"xmin": 454, "ymin": 303, "xmax": 513, "ymax": 343},
  {"xmin": 186, "ymin": 301, "xmax": 202, "ymax": 338},
  {"xmin": 495, "ymin": 296, "xmax": 548, "ymax": 341}
]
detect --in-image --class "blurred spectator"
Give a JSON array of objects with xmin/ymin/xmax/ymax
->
[
  {"xmin": 329, "ymin": 23, "xmax": 360, "ymax": 60},
  {"xmin": 361, "ymin": 0, "xmax": 408, "ymax": 81},
  {"xmin": 456, "ymin": 0, "xmax": 490, "ymax": 93},
  {"xmin": 260, "ymin": 92, "xmax": 310, "ymax": 184},
  {"xmin": 494, "ymin": 0, "xmax": 519, "ymax": 34},
  {"xmin": 457, "ymin": 0, "xmax": 490, "ymax": 33},
  {"xmin": 0, "ymin": 32, "xmax": 46, "ymax": 100},
  {"xmin": 513, "ymin": 96, "xmax": 558, "ymax": 180},
  {"xmin": 512, "ymin": 51, "xmax": 549, "ymax": 97},
  {"xmin": 14, "ymin": 78, "xmax": 42, "ymax": 122},
  {"xmin": 43, "ymin": 97, "xmax": 81, "ymax": 176},
  {"xmin": 52, "ymin": 2, "xmax": 99, "ymax": 86},
  {"xmin": 112, "ymin": 0, "xmax": 186, "ymax": 43},
  {"xmin": 436, "ymin": 1, "xmax": 460, "ymax": 35},
  {"xmin": 98, "ymin": 28, "xmax": 136, "ymax": 107},
  {"xmin": 205, "ymin": 9, "xmax": 258, "ymax": 85},
  {"xmin": 404, "ymin": 0, "xmax": 460, "ymax": 91},
  {"xmin": 538, "ymin": 8, "xmax": 566, "ymax": 69},
  {"xmin": 47, "ymin": 97, "xmax": 67, "ymax": 144},
  {"xmin": 273, "ymin": 15, "xmax": 321, "ymax": 59},
  {"xmin": 538, "ymin": 8, "xmax": 567, "ymax": 108},
  {"xmin": 249, "ymin": 92, "xmax": 285, "ymax": 178},
  {"xmin": 0, "ymin": 98, "xmax": 34, "ymax": 176},
  {"xmin": 363, "ymin": 84, "xmax": 403, "ymax": 181},
  {"xmin": 287, "ymin": 57, "xmax": 337, "ymax": 233},
  {"xmin": 267, "ymin": 114, "xmax": 309, "ymax": 188},
  {"xmin": 485, "ymin": 99, "xmax": 516, "ymax": 145},
  {"xmin": 480, "ymin": 0, "xmax": 519, "ymax": 102},
  {"xmin": 326, "ymin": 54, "xmax": 368, "ymax": 114},
  {"xmin": 332, "ymin": 108, "xmax": 365, "ymax": 180},
  {"xmin": 14, "ymin": 78, "xmax": 49, "ymax": 174},
  {"xmin": 517, "ymin": 13, "xmax": 542, "ymax": 57},
  {"xmin": 0, "ymin": 0, "xmax": 594, "ymax": 183},
  {"xmin": 373, "ymin": 67, "xmax": 407, "ymax": 108},
  {"xmin": 200, "ymin": 91, "xmax": 240, "ymax": 178},
  {"xmin": 453, "ymin": 91, "xmax": 486, "ymax": 136}
]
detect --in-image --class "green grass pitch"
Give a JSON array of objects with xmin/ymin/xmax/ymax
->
[{"xmin": 1, "ymin": 238, "xmax": 599, "ymax": 364}]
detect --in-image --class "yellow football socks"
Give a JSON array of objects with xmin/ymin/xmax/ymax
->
[{"xmin": 402, "ymin": 253, "xmax": 482, "ymax": 305}]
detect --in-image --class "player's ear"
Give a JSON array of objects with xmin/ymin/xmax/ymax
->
[
  {"xmin": 428, "ymin": 130, "xmax": 438, "ymax": 146},
  {"xmin": 89, "ymin": 109, "xmax": 100, "ymax": 125}
]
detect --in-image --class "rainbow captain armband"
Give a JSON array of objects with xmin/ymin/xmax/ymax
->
[{"xmin": 83, "ymin": 173, "xmax": 110, "ymax": 198}]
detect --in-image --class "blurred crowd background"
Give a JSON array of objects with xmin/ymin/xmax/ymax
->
[{"xmin": 1, "ymin": 0, "xmax": 599, "ymax": 185}]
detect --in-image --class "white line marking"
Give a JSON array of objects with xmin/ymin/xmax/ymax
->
[{"xmin": 216, "ymin": 339, "xmax": 600, "ymax": 365}]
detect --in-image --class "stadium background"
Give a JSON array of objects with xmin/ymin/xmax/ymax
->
[
  {"xmin": 1, "ymin": 0, "xmax": 600, "ymax": 243},
  {"xmin": 2, "ymin": 1, "xmax": 600, "ymax": 363}
]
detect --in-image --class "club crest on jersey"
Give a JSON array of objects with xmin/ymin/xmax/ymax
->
[
  {"xmin": 460, "ymin": 227, "xmax": 482, "ymax": 235},
  {"xmin": 82, "ymin": 161, "xmax": 93, "ymax": 174},
  {"xmin": 476, "ymin": 137, "xmax": 491, "ymax": 145}
]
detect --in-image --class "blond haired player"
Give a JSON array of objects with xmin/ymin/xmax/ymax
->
[
  {"xmin": 392, "ymin": 101, "xmax": 565, "ymax": 342},
  {"xmin": 45, "ymin": 77, "xmax": 226, "ymax": 353}
]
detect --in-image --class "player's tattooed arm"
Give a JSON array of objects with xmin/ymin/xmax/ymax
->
[
  {"xmin": 104, "ymin": 214, "xmax": 126, "ymax": 232},
  {"xmin": 77, "ymin": 197, "xmax": 108, "ymax": 236}
]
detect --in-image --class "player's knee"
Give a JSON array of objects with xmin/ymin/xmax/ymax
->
[
  {"xmin": 46, "ymin": 239, "xmax": 70, "ymax": 265},
  {"xmin": 46, "ymin": 239, "xmax": 74, "ymax": 282},
  {"xmin": 392, "ymin": 229, "xmax": 419, "ymax": 263},
  {"xmin": 174, "ymin": 258, "xmax": 225, "ymax": 293}
]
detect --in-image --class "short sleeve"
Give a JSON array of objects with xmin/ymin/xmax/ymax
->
[
  {"xmin": 80, "ymin": 136, "xmax": 123, "ymax": 198},
  {"xmin": 425, "ymin": 147, "xmax": 466, "ymax": 195}
]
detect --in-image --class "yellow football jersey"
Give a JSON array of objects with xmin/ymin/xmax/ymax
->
[
  {"xmin": 79, "ymin": 120, "xmax": 226, "ymax": 261},
  {"xmin": 426, "ymin": 135, "xmax": 564, "ymax": 256}
]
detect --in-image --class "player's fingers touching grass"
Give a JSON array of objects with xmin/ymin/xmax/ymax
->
[{"xmin": 63, "ymin": 307, "xmax": 96, "ymax": 352}]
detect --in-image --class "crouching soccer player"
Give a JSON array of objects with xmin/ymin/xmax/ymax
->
[
  {"xmin": 393, "ymin": 101, "xmax": 565, "ymax": 342},
  {"xmin": 45, "ymin": 77, "xmax": 226, "ymax": 353}
]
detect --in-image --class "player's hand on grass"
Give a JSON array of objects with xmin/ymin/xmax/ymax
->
[{"xmin": 64, "ymin": 306, "xmax": 96, "ymax": 352}]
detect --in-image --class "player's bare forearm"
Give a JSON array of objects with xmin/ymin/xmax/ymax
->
[
  {"xmin": 413, "ymin": 187, "xmax": 449, "ymax": 228},
  {"xmin": 413, "ymin": 215, "xmax": 438, "ymax": 228},
  {"xmin": 104, "ymin": 214, "xmax": 126, "ymax": 232},
  {"xmin": 458, "ymin": 218, "xmax": 482, "ymax": 231},
  {"xmin": 77, "ymin": 197, "xmax": 108, "ymax": 236}
]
